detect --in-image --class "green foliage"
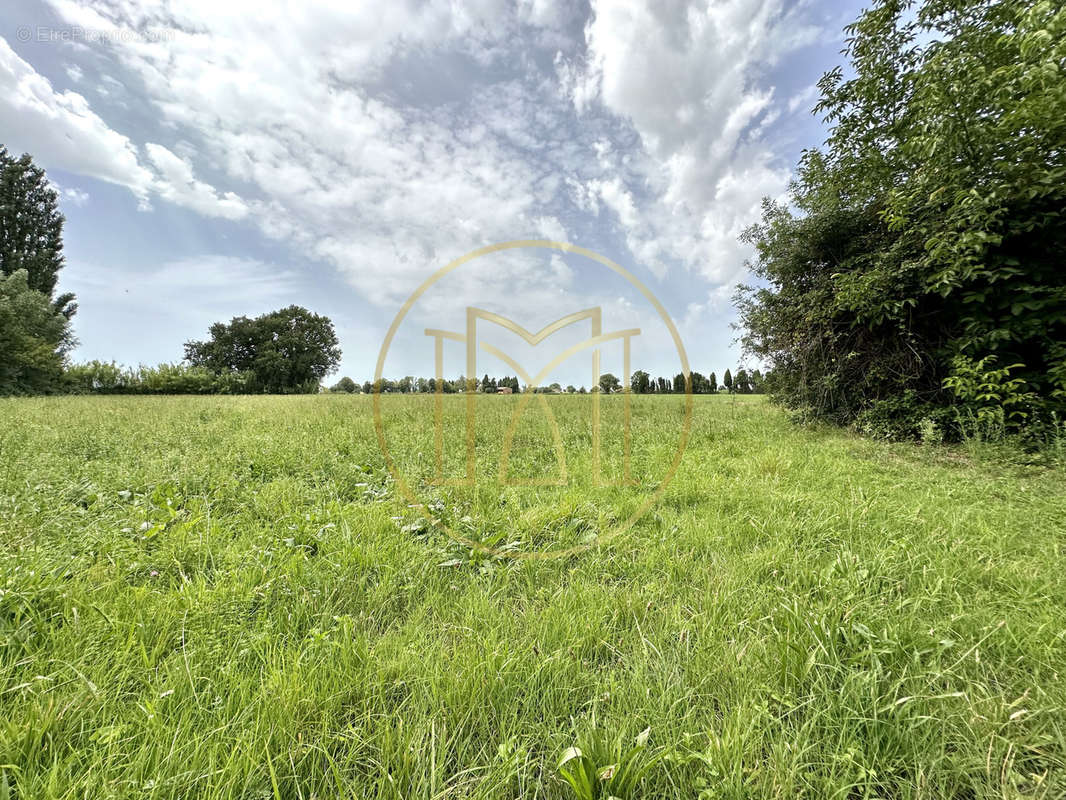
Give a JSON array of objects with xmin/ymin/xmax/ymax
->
[
  {"xmin": 0, "ymin": 269, "xmax": 73, "ymax": 395},
  {"xmin": 0, "ymin": 149, "xmax": 76, "ymax": 395},
  {"xmin": 558, "ymin": 726, "xmax": 656, "ymax": 800},
  {"xmin": 0, "ymin": 147, "xmax": 74, "ymax": 319},
  {"xmin": 733, "ymin": 369, "xmax": 751, "ymax": 394},
  {"xmin": 184, "ymin": 305, "xmax": 340, "ymax": 393},
  {"xmin": 63, "ymin": 360, "xmax": 131, "ymax": 393},
  {"xmin": 738, "ymin": 0, "xmax": 1066, "ymax": 438},
  {"xmin": 942, "ymin": 355, "xmax": 1040, "ymax": 431},
  {"xmin": 64, "ymin": 360, "xmax": 253, "ymax": 394},
  {"xmin": 330, "ymin": 376, "xmax": 357, "ymax": 393},
  {"xmin": 597, "ymin": 373, "xmax": 620, "ymax": 394},
  {"xmin": 630, "ymin": 370, "xmax": 651, "ymax": 394}
]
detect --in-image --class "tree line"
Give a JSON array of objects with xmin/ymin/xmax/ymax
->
[{"xmin": 330, "ymin": 368, "xmax": 766, "ymax": 395}]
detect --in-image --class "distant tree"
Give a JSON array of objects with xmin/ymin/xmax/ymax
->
[
  {"xmin": 331, "ymin": 376, "xmax": 357, "ymax": 393},
  {"xmin": 578, "ymin": 386, "xmax": 587, "ymax": 394},
  {"xmin": 708, "ymin": 372, "xmax": 717, "ymax": 394},
  {"xmin": 672, "ymin": 373, "xmax": 685, "ymax": 393},
  {"xmin": 0, "ymin": 147, "xmax": 75, "ymax": 319},
  {"xmin": 750, "ymin": 369, "xmax": 764, "ymax": 393},
  {"xmin": 362, "ymin": 380, "xmax": 373, "ymax": 394},
  {"xmin": 657, "ymin": 376, "xmax": 670, "ymax": 393},
  {"xmin": 723, "ymin": 369, "xmax": 733, "ymax": 394},
  {"xmin": 565, "ymin": 384, "xmax": 576, "ymax": 393},
  {"xmin": 630, "ymin": 369, "xmax": 651, "ymax": 394},
  {"xmin": 735, "ymin": 369, "xmax": 751, "ymax": 394},
  {"xmin": 184, "ymin": 305, "xmax": 340, "ymax": 393},
  {"xmin": 0, "ymin": 269, "xmax": 74, "ymax": 394},
  {"xmin": 598, "ymin": 373, "xmax": 620, "ymax": 394},
  {"xmin": 691, "ymin": 371, "xmax": 710, "ymax": 394}
]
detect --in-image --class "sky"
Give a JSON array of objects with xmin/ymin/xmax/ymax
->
[{"xmin": 0, "ymin": 0, "xmax": 863, "ymax": 387}]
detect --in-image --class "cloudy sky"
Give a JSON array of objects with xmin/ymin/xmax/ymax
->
[{"xmin": 1, "ymin": 0, "xmax": 861, "ymax": 386}]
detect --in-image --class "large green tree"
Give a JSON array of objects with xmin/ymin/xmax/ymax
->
[
  {"xmin": 738, "ymin": 0, "xmax": 1066, "ymax": 438},
  {"xmin": 0, "ymin": 147, "xmax": 75, "ymax": 318},
  {"xmin": 0, "ymin": 148, "xmax": 76, "ymax": 393},
  {"xmin": 185, "ymin": 305, "xmax": 341, "ymax": 393},
  {"xmin": 0, "ymin": 269, "xmax": 74, "ymax": 394}
]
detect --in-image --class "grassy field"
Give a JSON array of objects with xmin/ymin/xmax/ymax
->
[{"xmin": 1, "ymin": 394, "xmax": 1065, "ymax": 799}]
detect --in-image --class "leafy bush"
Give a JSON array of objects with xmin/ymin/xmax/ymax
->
[
  {"xmin": 64, "ymin": 361, "xmax": 132, "ymax": 393},
  {"xmin": 0, "ymin": 269, "xmax": 74, "ymax": 395},
  {"xmin": 64, "ymin": 361, "xmax": 255, "ymax": 394},
  {"xmin": 737, "ymin": 0, "xmax": 1066, "ymax": 440}
]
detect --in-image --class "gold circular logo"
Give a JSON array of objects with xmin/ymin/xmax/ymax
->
[{"xmin": 373, "ymin": 240, "xmax": 693, "ymax": 559}]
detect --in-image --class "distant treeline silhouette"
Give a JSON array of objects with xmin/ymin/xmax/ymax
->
[{"xmin": 332, "ymin": 368, "xmax": 766, "ymax": 395}]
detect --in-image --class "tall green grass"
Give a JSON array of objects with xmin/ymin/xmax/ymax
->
[{"xmin": 1, "ymin": 395, "xmax": 1063, "ymax": 798}]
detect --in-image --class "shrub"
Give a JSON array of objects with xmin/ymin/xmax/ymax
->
[
  {"xmin": 63, "ymin": 362, "xmax": 256, "ymax": 395},
  {"xmin": 737, "ymin": 0, "xmax": 1066, "ymax": 440}
]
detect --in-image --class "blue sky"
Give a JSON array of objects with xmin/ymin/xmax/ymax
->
[{"xmin": 1, "ymin": 0, "xmax": 862, "ymax": 387}]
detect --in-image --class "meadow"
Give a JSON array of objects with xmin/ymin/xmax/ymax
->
[{"xmin": 1, "ymin": 394, "xmax": 1064, "ymax": 799}]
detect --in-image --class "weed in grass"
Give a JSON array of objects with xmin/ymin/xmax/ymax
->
[{"xmin": 558, "ymin": 725, "xmax": 656, "ymax": 800}]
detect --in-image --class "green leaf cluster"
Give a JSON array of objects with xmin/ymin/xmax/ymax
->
[
  {"xmin": 184, "ymin": 305, "xmax": 341, "ymax": 393},
  {"xmin": 738, "ymin": 0, "xmax": 1066, "ymax": 439}
]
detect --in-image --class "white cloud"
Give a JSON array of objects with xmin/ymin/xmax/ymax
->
[
  {"xmin": 30, "ymin": 0, "xmax": 830, "ymax": 321},
  {"xmin": 58, "ymin": 185, "xmax": 91, "ymax": 206},
  {"xmin": 1, "ymin": 35, "xmax": 250, "ymax": 218},
  {"xmin": 145, "ymin": 142, "xmax": 248, "ymax": 220},
  {"xmin": 787, "ymin": 83, "xmax": 820, "ymax": 115},
  {"xmin": 563, "ymin": 0, "xmax": 819, "ymax": 282},
  {"xmin": 36, "ymin": 1, "xmax": 593, "ymax": 306},
  {"xmin": 0, "ymin": 36, "xmax": 153, "ymax": 199}
]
